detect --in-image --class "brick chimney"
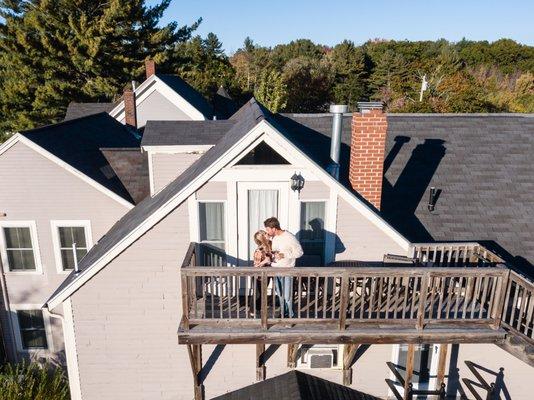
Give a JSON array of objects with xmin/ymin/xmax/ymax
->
[
  {"xmin": 145, "ymin": 59, "xmax": 156, "ymax": 79},
  {"xmin": 349, "ymin": 102, "xmax": 387, "ymax": 210},
  {"xmin": 123, "ymin": 88, "xmax": 137, "ymax": 129}
]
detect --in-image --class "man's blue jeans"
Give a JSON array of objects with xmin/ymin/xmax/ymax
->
[{"xmin": 275, "ymin": 276, "xmax": 294, "ymax": 318}]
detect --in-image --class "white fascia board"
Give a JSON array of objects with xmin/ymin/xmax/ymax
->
[
  {"xmin": 142, "ymin": 145, "xmax": 213, "ymax": 154},
  {"xmin": 261, "ymin": 121, "xmax": 411, "ymax": 251},
  {"xmin": 1, "ymin": 134, "xmax": 134, "ymax": 210},
  {"xmin": 110, "ymin": 75, "xmax": 206, "ymax": 122},
  {"xmin": 46, "ymin": 121, "xmax": 269, "ymax": 309}
]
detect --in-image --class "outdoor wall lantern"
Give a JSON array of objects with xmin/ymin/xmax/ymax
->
[{"xmin": 290, "ymin": 172, "xmax": 305, "ymax": 192}]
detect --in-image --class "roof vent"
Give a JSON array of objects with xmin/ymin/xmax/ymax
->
[{"xmin": 327, "ymin": 104, "xmax": 348, "ymax": 180}]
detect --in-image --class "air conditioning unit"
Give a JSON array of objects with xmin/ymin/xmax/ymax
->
[{"xmin": 308, "ymin": 347, "xmax": 336, "ymax": 369}]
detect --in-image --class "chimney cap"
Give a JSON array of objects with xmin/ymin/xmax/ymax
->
[
  {"xmin": 329, "ymin": 104, "xmax": 349, "ymax": 114},
  {"xmin": 357, "ymin": 101, "xmax": 384, "ymax": 112}
]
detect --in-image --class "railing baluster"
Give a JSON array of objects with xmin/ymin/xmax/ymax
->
[
  {"xmin": 360, "ymin": 277, "xmax": 367, "ymax": 320},
  {"xmin": 479, "ymin": 276, "xmax": 490, "ymax": 319}
]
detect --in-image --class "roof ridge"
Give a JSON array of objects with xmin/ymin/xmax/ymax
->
[{"xmin": 22, "ymin": 112, "xmax": 122, "ymax": 135}]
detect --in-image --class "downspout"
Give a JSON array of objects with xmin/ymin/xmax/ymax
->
[{"xmin": 0, "ymin": 239, "xmax": 18, "ymax": 362}]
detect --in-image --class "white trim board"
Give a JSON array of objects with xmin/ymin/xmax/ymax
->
[
  {"xmin": 63, "ymin": 298, "xmax": 83, "ymax": 400},
  {"xmin": 0, "ymin": 134, "xmax": 134, "ymax": 209},
  {"xmin": 0, "ymin": 220, "xmax": 43, "ymax": 275},
  {"xmin": 46, "ymin": 118, "xmax": 411, "ymax": 309},
  {"xmin": 109, "ymin": 75, "xmax": 207, "ymax": 122}
]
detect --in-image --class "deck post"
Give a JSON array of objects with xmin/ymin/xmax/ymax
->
[
  {"xmin": 187, "ymin": 344, "xmax": 204, "ymax": 400},
  {"xmin": 339, "ymin": 273, "xmax": 350, "ymax": 330},
  {"xmin": 435, "ymin": 344, "xmax": 448, "ymax": 391},
  {"xmin": 256, "ymin": 344, "xmax": 266, "ymax": 381},
  {"xmin": 403, "ymin": 344, "xmax": 415, "ymax": 400},
  {"xmin": 287, "ymin": 344, "xmax": 298, "ymax": 368},
  {"xmin": 342, "ymin": 344, "xmax": 359, "ymax": 386},
  {"xmin": 417, "ymin": 272, "xmax": 430, "ymax": 330},
  {"xmin": 491, "ymin": 269, "xmax": 510, "ymax": 329},
  {"xmin": 261, "ymin": 271, "xmax": 268, "ymax": 330}
]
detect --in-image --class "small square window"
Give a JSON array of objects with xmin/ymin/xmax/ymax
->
[
  {"xmin": 17, "ymin": 310, "xmax": 47, "ymax": 350},
  {"xmin": 3, "ymin": 227, "xmax": 36, "ymax": 271}
]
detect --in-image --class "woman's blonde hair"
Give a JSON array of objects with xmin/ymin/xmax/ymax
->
[{"xmin": 253, "ymin": 230, "xmax": 271, "ymax": 252}]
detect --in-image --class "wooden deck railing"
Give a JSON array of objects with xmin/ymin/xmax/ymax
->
[
  {"xmin": 180, "ymin": 243, "xmax": 533, "ymax": 343},
  {"xmin": 411, "ymin": 242, "xmax": 505, "ymax": 267}
]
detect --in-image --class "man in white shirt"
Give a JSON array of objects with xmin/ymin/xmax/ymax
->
[{"xmin": 264, "ymin": 217, "xmax": 303, "ymax": 318}]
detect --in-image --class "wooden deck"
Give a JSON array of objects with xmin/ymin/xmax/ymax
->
[{"xmin": 178, "ymin": 242, "xmax": 534, "ymax": 400}]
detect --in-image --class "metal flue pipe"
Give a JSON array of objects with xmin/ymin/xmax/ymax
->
[{"xmin": 328, "ymin": 104, "xmax": 348, "ymax": 180}]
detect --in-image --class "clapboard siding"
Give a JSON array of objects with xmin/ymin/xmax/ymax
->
[
  {"xmin": 152, "ymin": 152, "xmax": 202, "ymax": 194},
  {"xmin": 0, "ymin": 141, "xmax": 129, "ymax": 358},
  {"xmin": 335, "ymin": 197, "xmax": 406, "ymax": 261}
]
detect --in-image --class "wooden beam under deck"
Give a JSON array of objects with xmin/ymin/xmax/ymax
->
[{"xmin": 178, "ymin": 322, "xmax": 506, "ymax": 345}]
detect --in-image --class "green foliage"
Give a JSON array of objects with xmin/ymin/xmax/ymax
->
[
  {"xmin": 175, "ymin": 33, "xmax": 236, "ymax": 101},
  {"xmin": 254, "ymin": 69, "xmax": 287, "ymax": 112},
  {"xmin": 0, "ymin": 0, "xmax": 200, "ymax": 133},
  {"xmin": 0, "ymin": 362, "xmax": 69, "ymax": 400}
]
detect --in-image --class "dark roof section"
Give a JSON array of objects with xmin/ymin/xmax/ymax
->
[
  {"xmin": 101, "ymin": 148, "xmax": 149, "ymax": 204},
  {"xmin": 64, "ymin": 102, "xmax": 114, "ymax": 121},
  {"xmin": 280, "ymin": 113, "xmax": 534, "ymax": 272},
  {"xmin": 21, "ymin": 112, "xmax": 140, "ymax": 204},
  {"xmin": 46, "ymin": 98, "xmax": 268, "ymax": 305},
  {"xmin": 212, "ymin": 370, "xmax": 382, "ymax": 400},
  {"xmin": 141, "ymin": 120, "xmax": 236, "ymax": 147},
  {"xmin": 157, "ymin": 74, "xmax": 214, "ymax": 119},
  {"xmin": 382, "ymin": 114, "xmax": 534, "ymax": 273},
  {"xmin": 213, "ymin": 85, "xmax": 239, "ymax": 119}
]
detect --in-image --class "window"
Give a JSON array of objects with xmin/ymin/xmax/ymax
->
[
  {"xmin": 235, "ymin": 142, "xmax": 290, "ymax": 165},
  {"xmin": 198, "ymin": 202, "xmax": 226, "ymax": 250},
  {"xmin": 0, "ymin": 222, "xmax": 40, "ymax": 272},
  {"xmin": 51, "ymin": 221, "xmax": 92, "ymax": 273},
  {"xmin": 299, "ymin": 202, "xmax": 326, "ymax": 264},
  {"xmin": 17, "ymin": 310, "xmax": 48, "ymax": 350}
]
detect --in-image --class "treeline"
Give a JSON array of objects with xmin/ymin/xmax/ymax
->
[{"xmin": 0, "ymin": 0, "xmax": 533, "ymax": 142}]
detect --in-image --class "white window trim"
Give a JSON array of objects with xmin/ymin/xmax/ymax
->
[
  {"xmin": 298, "ymin": 199, "xmax": 329, "ymax": 265},
  {"xmin": 10, "ymin": 304, "xmax": 54, "ymax": 353},
  {"xmin": 50, "ymin": 220, "xmax": 93, "ymax": 274},
  {"xmin": 0, "ymin": 220, "xmax": 43, "ymax": 275},
  {"xmin": 195, "ymin": 200, "xmax": 227, "ymax": 249}
]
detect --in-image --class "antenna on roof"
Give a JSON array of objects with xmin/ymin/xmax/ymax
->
[{"xmin": 419, "ymin": 74, "xmax": 428, "ymax": 102}]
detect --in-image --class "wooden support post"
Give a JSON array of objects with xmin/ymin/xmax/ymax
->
[
  {"xmin": 435, "ymin": 344, "xmax": 448, "ymax": 392},
  {"xmin": 342, "ymin": 344, "xmax": 359, "ymax": 386},
  {"xmin": 261, "ymin": 271, "xmax": 268, "ymax": 330},
  {"xmin": 417, "ymin": 273, "xmax": 430, "ymax": 330},
  {"xmin": 256, "ymin": 344, "xmax": 266, "ymax": 381},
  {"xmin": 287, "ymin": 344, "xmax": 298, "ymax": 368},
  {"xmin": 187, "ymin": 344, "xmax": 204, "ymax": 400},
  {"xmin": 403, "ymin": 344, "xmax": 415, "ymax": 400},
  {"xmin": 339, "ymin": 273, "xmax": 350, "ymax": 330}
]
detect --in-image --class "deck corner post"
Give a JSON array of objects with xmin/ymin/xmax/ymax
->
[
  {"xmin": 287, "ymin": 344, "xmax": 298, "ymax": 368},
  {"xmin": 256, "ymin": 344, "xmax": 266, "ymax": 381},
  {"xmin": 187, "ymin": 344, "xmax": 204, "ymax": 400},
  {"xmin": 491, "ymin": 269, "xmax": 511, "ymax": 329}
]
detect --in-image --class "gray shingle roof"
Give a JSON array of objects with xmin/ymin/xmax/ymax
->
[
  {"xmin": 280, "ymin": 113, "xmax": 534, "ymax": 272},
  {"xmin": 157, "ymin": 74, "xmax": 214, "ymax": 119},
  {"xmin": 21, "ymin": 112, "xmax": 141, "ymax": 204},
  {"xmin": 141, "ymin": 120, "xmax": 236, "ymax": 147},
  {"xmin": 46, "ymin": 98, "xmax": 268, "ymax": 305},
  {"xmin": 212, "ymin": 370, "xmax": 382, "ymax": 400},
  {"xmin": 101, "ymin": 148, "xmax": 149, "ymax": 204},
  {"xmin": 64, "ymin": 102, "xmax": 115, "ymax": 120}
]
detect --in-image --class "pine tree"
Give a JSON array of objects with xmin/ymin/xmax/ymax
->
[
  {"xmin": 254, "ymin": 69, "xmax": 287, "ymax": 112},
  {"xmin": 0, "ymin": 0, "xmax": 200, "ymax": 134}
]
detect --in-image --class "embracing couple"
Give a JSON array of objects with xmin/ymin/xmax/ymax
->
[{"xmin": 253, "ymin": 217, "xmax": 303, "ymax": 318}]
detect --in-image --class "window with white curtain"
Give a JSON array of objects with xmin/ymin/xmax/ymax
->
[
  {"xmin": 299, "ymin": 201, "xmax": 326, "ymax": 263},
  {"xmin": 198, "ymin": 202, "xmax": 226, "ymax": 250}
]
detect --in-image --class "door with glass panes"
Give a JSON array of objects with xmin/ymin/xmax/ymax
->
[{"xmin": 237, "ymin": 182, "xmax": 288, "ymax": 266}]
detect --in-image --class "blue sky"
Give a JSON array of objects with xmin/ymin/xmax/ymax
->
[{"xmin": 155, "ymin": 0, "xmax": 534, "ymax": 54}]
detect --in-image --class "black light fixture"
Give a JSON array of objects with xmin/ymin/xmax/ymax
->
[
  {"xmin": 290, "ymin": 172, "xmax": 305, "ymax": 192},
  {"xmin": 428, "ymin": 187, "xmax": 437, "ymax": 212}
]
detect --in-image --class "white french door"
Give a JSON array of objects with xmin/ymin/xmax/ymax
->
[{"xmin": 237, "ymin": 182, "xmax": 289, "ymax": 266}]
